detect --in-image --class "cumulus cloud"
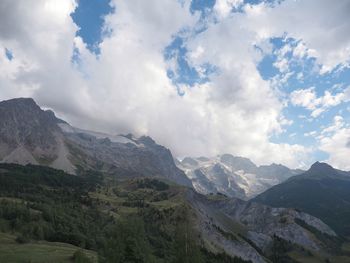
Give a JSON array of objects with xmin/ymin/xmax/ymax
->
[
  {"xmin": 290, "ymin": 87, "xmax": 350, "ymax": 117},
  {"xmin": 182, "ymin": 10, "xmax": 311, "ymax": 167},
  {"xmin": 319, "ymin": 116, "xmax": 350, "ymax": 170},
  {"xmin": 242, "ymin": 0, "xmax": 350, "ymax": 73},
  {"xmin": 213, "ymin": 0, "xmax": 243, "ymax": 18},
  {"xmin": 0, "ymin": 0, "xmax": 88, "ymax": 114},
  {"xmin": 0, "ymin": 0, "xmax": 350, "ymax": 168}
]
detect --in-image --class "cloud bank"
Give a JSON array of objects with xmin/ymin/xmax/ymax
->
[{"xmin": 0, "ymin": 0, "xmax": 350, "ymax": 169}]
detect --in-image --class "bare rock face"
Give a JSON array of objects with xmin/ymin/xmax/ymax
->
[
  {"xmin": 186, "ymin": 189, "xmax": 337, "ymax": 263},
  {"xmin": 0, "ymin": 98, "xmax": 191, "ymax": 186},
  {"xmin": 0, "ymin": 98, "xmax": 64, "ymax": 166}
]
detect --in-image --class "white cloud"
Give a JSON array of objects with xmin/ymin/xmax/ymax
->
[
  {"xmin": 290, "ymin": 87, "xmax": 350, "ymax": 117},
  {"xmin": 319, "ymin": 116, "xmax": 350, "ymax": 170},
  {"xmin": 272, "ymin": 42, "xmax": 292, "ymax": 74},
  {"xmin": 214, "ymin": 0, "xmax": 243, "ymax": 18},
  {"xmin": 242, "ymin": 0, "xmax": 350, "ymax": 73},
  {"xmin": 293, "ymin": 41, "xmax": 308, "ymax": 59},
  {"xmin": 170, "ymin": 4, "xmax": 309, "ymax": 167},
  {"xmin": 304, "ymin": 131, "xmax": 317, "ymax": 137},
  {"xmin": 321, "ymin": 115, "xmax": 344, "ymax": 134},
  {"xmin": 1, "ymin": 0, "xmax": 350, "ymax": 169},
  {"xmin": 290, "ymin": 87, "xmax": 317, "ymax": 109},
  {"xmin": 273, "ymin": 57, "xmax": 289, "ymax": 73}
]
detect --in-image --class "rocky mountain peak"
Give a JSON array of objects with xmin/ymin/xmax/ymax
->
[
  {"xmin": 0, "ymin": 98, "xmax": 193, "ymax": 186},
  {"xmin": 220, "ymin": 154, "xmax": 257, "ymax": 172},
  {"xmin": 0, "ymin": 98, "xmax": 40, "ymax": 119},
  {"xmin": 0, "ymin": 98, "xmax": 69, "ymax": 170},
  {"xmin": 137, "ymin": 135, "xmax": 156, "ymax": 146},
  {"xmin": 177, "ymin": 154, "xmax": 302, "ymax": 200},
  {"xmin": 0, "ymin": 97, "xmax": 62, "ymax": 125},
  {"xmin": 0, "ymin": 98, "xmax": 61, "ymax": 148},
  {"xmin": 182, "ymin": 157, "xmax": 199, "ymax": 167},
  {"xmin": 2, "ymin": 97, "xmax": 38, "ymax": 107},
  {"xmin": 307, "ymin": 161, "xmax": 337, "ymax": 177}
]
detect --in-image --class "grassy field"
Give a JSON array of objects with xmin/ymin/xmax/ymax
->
[
  {"xmin": 0, "ymin": 232, "xmax": 97, "ymax": 263},
  {"xmin": 342, "ymin": 242, "xmax": 350, "ymax": 253}
]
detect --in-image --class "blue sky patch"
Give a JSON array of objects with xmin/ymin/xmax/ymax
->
[
  {"xmin": 191, "ymin": 0, "xmax": 216, "ymax": 14},
  {"xmin": 5, "ymin": 48, "xmax": 13, "ymax": 61},
  {"xmin": 165, "ymin": 36, "xmax": 217, "ymax": 87},
  {"xmin": 71, "ymin": 0, "xmax": 114, "ymax": 54}
]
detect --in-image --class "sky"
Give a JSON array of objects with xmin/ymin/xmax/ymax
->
[{"xmin": 0, "ymin": 0, "xmax": 350, "ymax": 170}]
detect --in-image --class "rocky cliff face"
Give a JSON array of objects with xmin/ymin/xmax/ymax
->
[
  {"xmin": 0, "ymin": 98, "xmax": 72, "ymax": 170},
  {"xmin": 0, "ymin": 98, "xmax": 57, "ymax": 153},
  {"xmin": 0, "ymin": 98, "xmax": 191, "ymax": 186},
  {"xmin": 178, "ymin": 155, "xmax": 302, "ymax": 199},
  {"xmin": 187, "ymin": 189, "xmax": 337, "ymax": 263}
]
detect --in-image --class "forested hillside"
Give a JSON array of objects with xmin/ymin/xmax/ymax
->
[
  {"xmin": 0, "ymin": 163, "xmax": 249, "ymax": 263},
  {"xmin": 1, "ymin": 163, "xmax": 349, "ymax": 262}
]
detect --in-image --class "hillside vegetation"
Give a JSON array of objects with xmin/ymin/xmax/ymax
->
[
  {"xmin": 0, "ymin": 163, "xmax": 249, "ymax": 263},
  {"xmin": 1, "ymin": 163, "xmax": 349, "ymax": 262}
]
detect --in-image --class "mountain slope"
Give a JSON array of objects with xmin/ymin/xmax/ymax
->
[
  {"xmin": 0, "ymin": 163, "xmax": 347, "ymax": 263},
  {"xmin": 0, "ymin": 98, "xmax": 191, "ymax": 186},
  {"xmin": 0, "ymin": 98, "xmax": 73, "ymax": 172},
  {"xmin": 178, "ymin": 155, "xmax": 302, "ymax": 199},
  {"xmin": 253, "ymin": 162, "xmax": 350, "ymax": 237},
  {"xmin": 0, "ymin": 232, "xmax": 97, "ymax": 263},
  {"xmin": 61, "ymin": 123, "xmax": 191, "ymax": 186}
]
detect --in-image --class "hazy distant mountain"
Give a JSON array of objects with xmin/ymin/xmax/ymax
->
[
  {"xmin": 253, "ymin": 162, "xmax": 350, "ymax": 236},
  {"xmin": 177, "ymin": 154, "xmax": 302, "ymax": 199},
  {"xmin": 0, "ymin": 98, "xmax": 191, "ymax": 186}
]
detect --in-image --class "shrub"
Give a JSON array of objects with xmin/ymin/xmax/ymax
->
[
  {"xmin": 72, "ymin": 250, "xmax": 93, "ymax": 263},
  {"xmin": 15, "ymin": 234, "xmax": 29, "ymax": 244}
]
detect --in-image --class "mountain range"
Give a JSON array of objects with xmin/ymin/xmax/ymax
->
[
  {"xmin": 0, "ymin": 98, "xmax": 191, "ymax": 187},
  {"xmin": 177, "ymin": 155, "xmax": 303, "ymax": 200},
  {"xmin": 0, "ymin": 97, "xmax": 350, "ymax": 262}
]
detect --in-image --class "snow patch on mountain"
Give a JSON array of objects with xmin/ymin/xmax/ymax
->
[
  {"xmin": 178, "ymin": 155, "xmax": 302, "ymax": 200},
  {"xmin": 58, "ymin": 123, "xmax": 140, "ymax": 146}
]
